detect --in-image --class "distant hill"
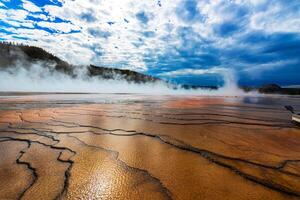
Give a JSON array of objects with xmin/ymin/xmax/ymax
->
[
  {"xmin": 258, "ymin": 84, "xmax": 300, "ymax": 95},
  {"xmin": 242, "ymin": 84, "xmax": 300, "ymax": 95},
  {"xmin": 87, "ymin": 65, "xmax": 160, "ymax": 83},
  {"xmin": 0, "ymin": 42, "xmax": 161, "ymax": 83},
  {"xmin": 0, "ymin": 42, "xmax": 74, "ymax": 75}
]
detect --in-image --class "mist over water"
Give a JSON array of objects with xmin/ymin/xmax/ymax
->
[{"xmin": 0, "ymin": 61, "xmax": 249, "ymax": 96}]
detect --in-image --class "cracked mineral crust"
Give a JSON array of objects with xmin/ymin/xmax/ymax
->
[{"xmin": 1, "ymin": 93, "xmax": 300, "ymax": 200}]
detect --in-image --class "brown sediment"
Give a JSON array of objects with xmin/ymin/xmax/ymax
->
[
  {"xmin": 69, "ymin": 132, "xmax": 295, "ymax": 200},
  {"xmin": 281, "ymin": 161, "xmax": 300, "ymax": 176},
  {"xmin": 57, "ymin": 134, "xmax": 172, "ymax": 200},
  {"xmin": 0, "ymin": 94, "xmax": 300, "ymax": 199},
  {"xmin": 0, "ymin": 140, "xmax": 33, "ymax": 200},
  {"xmin": 0, "ymin": 136, "xmax": 74, "ymax": 199}
]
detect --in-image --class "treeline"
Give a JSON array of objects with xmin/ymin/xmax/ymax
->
[
  {"xmin": 1, "ymin": 41, "xmax": 31, "ymax": 46},
  {"xmin": 0, "ymin": 41, "xmax": 162, "ymax": 83},
  {"xmin": 0, "ymin": 41, "xmax": 74, "ymax": 75}
]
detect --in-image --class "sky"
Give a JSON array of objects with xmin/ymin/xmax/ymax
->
[{"xmin": 0, "ymin": 0, "xmax": 300, "ymax": 86}]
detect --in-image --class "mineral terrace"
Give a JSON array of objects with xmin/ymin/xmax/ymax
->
[{"xmin": 1, "ymin": 93, "xmax": 300, "ymax": 200}]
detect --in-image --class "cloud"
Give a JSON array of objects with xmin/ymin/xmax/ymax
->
[
  {"xmin": 0, "ymin": 2, "xmax": 6, "ymax": 8},
  {"xmin": 87, "ymin": 28, "xmax": 111, "ymax": 39},
  {"xmin": 22, "ymin": 0, "xmax": 41, "ymax": 12},
  {"xmin": 0, "ymin": 8, "xmax": 28, "ymax": 21},
  {"xmin": 242, "ymin": 59, "xmax": 299, "ymax": 76},
  {"xmin": 36, "ymin": 21, "xmax": 81, "ymax": 33},
  {"xmin": 158, "ymin": 67, "xmax": 227, "ymax": 77},
  {"xmin": 249, "ymin": 1, "xmax": 300, "ymax": 33},
  {"xmin": 1, "ymin": 0, "xmax": 300, "ymax": 86}
]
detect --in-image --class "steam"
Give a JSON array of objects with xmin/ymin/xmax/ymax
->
[
  {"xmin": 0, "ymin": 60, "xmax": 249, "ymax": 96},
  {"xmin": 217, "ymin": 68, "xmax": 244, "ymax": 95}
]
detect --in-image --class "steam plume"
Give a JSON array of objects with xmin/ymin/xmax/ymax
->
[{"xmin": 0, "ymin": 60, "xmax": 250, "ymax": 96}]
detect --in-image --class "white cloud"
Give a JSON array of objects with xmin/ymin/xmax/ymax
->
[
  {"xmin": 250, "ymin": 2, "xmax": 300, "ymax": 33},
  {"xmin": 158, "ymin": 67, "xmax": 229, "ymax": 77},
  {"xmin": 37, "ymin": 0, "xmax": 187, "ymax": 70},
  {"xmin": 37, "ymin": 21, "xmax": 81, "ymax": 33},
  {"xmin": 0, "ymin": 8, "xmax": 28, "ymax": 21},
  {"xmin": 0, "ymin": 2, "xmax": 6, "ymax": 7},
  {"xmin": 0, "ymin": 8, "xmax": 34, "ymax": 28},
  {"xmin": 3, "ymin": 0, "xmax": 300, "ymax": 75},
  {"xmin": 243, "ymin": 60, "xmax": 299, "ymax": 77},
  {"xmin": 28, "ymin": 13, "xmax": 49, "ymax": 20},
  {"xmin": 22, "ymin": 0, "xmax": 42, "ymax": 12}
]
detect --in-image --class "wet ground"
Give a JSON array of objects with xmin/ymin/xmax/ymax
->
[{"xmin": 0, "ymin": 93, "xmax": 300, "ymax": 200}]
